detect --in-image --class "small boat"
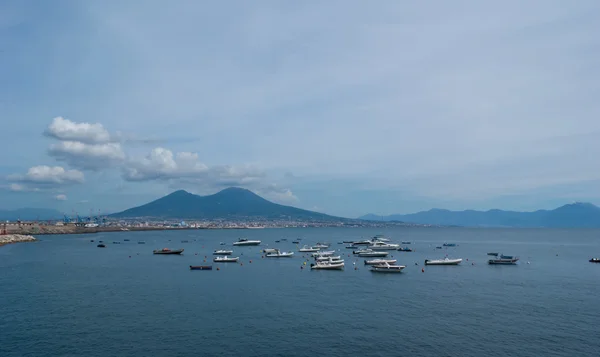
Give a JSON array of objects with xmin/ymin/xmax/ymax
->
[
  {"xmin": 310, "ymin": 261, "xmax": 345, "ymax": 270},
  {"xmin": 424, "ymin": 258, "xmax": 462, "ymax": 265},
  {"xmin": 298, "ymin": 245, "xmax": 320, "ymax": 252},
  {"xmin": 213, "ymin": 256, "xmax": 239, "ymax": 263},
  {"xmin": 401, "ymin": 241, "xmax": 411, "ymax": 244},
  {"xmin": 265, "ymin": 251, "xmax": 294, "ymax": 258},
  {"xmin": 356, "ymin": 250, "xmax": 389, "ymax": 258},
  {"xmin": 443, "ymin": 243, "xmax": 456, "ymax": 247},
  {"xmin": 316, "ymin": 255, "xmax": 341, "ymax": 261},
  {"xmin": 311, "ymin": 250, "xmax": 335, "ymax": 257},
  {"xmin": 181, "ymin": 240, "xmax": 189, "ymax": 243},
  {"xmin": 487, "ymin": 252, "xmax": 499, "ymax": 256},
  {"xmin": 281, "ymin": 238, "xmax": 287, "ymax": 241},
  {"xmin": 98, "ymin": 240, "xmax": 104, "ymax": 243},
  {"xmin": 590, "ymin": 258, "xmax": 600, "ymax": 263},
  {"xmin": 90, "ymin": 239, "xmax": 95, "ymax": 242},
  {"xmin": 138, "ymin": 241, "xmax": 145, "ymax": 244},
  {"xmin": 372, "ymin": 234, "xmax": 390, "ymax": 242},
  {"xmin": 97, "ymin": 243, "xmax": 106, "ymax": 248},
  {"xmin": 488, "ymin": 258, "xmax": 519, "ymax": 265},
  {"xmin": 291, "ymin": 241, "xmax": 300, "ymax": 244},
  {"xmin": 397, "ymin": 247, "xmax": 413, "ymax": 252},
  {"xmin": 352, "ymin": 240, "xmax": 373, "ymax": 246},
  {"xmin": 112, "ymin": 241, "xmax": 121, "ymax": 244},
  {"xmin": 190, "ymin": 265, "xmax": 212, "ymax": 270},
  {"xmin": 364, "ymin": 259, "xmax": 397, "ymax": 265},
  {"xmin": 345, "ymin": 245, "xmax": 357, "ymax": 249},
  {"xmin": 213, "ymin": 250, "xmax": 233, "ymax": 255},
  {"xmin": 369, "ymin": 241, "xmax": 400, "ymax": 250},
  {"xmin": 275, "ymin": 240, "xmax": 280, "ymax": 243},
  {"xmin": 313, "ymin": 243, "xmax": 330, "ymax": 249},
  {"xmin": 124, "ymin": 239, "xmax": 130, "ymax": 242},
  {"xmin": 219, "ymin": 242, "xmax": 226, "ymax": 245},
  {"xmin": 370, "ymin": 262, "xmax": 406, "ymax": 273},
  {"xmin": 435, "ymin": 246, "xmax": 442, "ymax": 249},
  {"xmin": 500, "ymin": 254, "xmax": 514, "ymax": 259},
  {"xmin": 342, "ymin": 240, "xmax": 355, "ymax": 244},
  {"xmin": 233, "ymin": 238, "xmax": 261, "ymax": 246},
  {"xmin": 153, "ymin": 248, "xmax": 184, "ymax": 255},
  {"xmin": 263, "ymin": 248, "xmax": 279, "ymax": 254}
]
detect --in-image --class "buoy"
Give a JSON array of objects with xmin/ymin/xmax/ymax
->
[
  {"xmin": 300, "ymin": 266, "xmax": 304, "ymax": 269},
  {"xmin": 217, "ymin": 267, "xmax": 220, "ymax": 271},
  {"xmin": 129, "ymin": 256, "xmax": 131, "ymax": 258},
  {"xmin": 421, "ymin": 268, "xmax": 424, "ymax": 272},
  {"xmin": 466, "ymin": 258, "xmax": 469, "ymax": 261},
  {"xmin": 354, "ymin": 267, "xmax": 358, "ymax": 270},
  {"xmin": 203, "ymin": 259, "xmax": 206, "ymax": 262},
  {"xmin": 303, "ymin": 261, "xmax": 306, "ymax": 265},
  {"xmin": 472, "ymin": 262, "xmax": 474, "ymax": 265},
  {"xmin": 204, "ymin": 256, "xmax": 207, "ymax": 258},
  {"xmin": 240, "ymin": 263, "xmax": 243, "ymax": 266},
  {"xmin": 249, "ymin": 260, "xmax": 252, "ymax": 263}
]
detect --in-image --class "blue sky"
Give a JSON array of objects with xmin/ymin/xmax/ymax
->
[{"xmin": 1, "ymin": 0, "xmax": 600, "ymax": 218}]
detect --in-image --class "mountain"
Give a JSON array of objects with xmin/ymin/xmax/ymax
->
[
  {"xmin": 110, "ymin": 187, "xmax": 342, "ymax": 221},
  {"xmin": 0, "ymin": 208, "xmax": 63, "ymax": 221},
  {"xmin": 359, "ymin": 202, "xmax": 600, "ymax": 228}
]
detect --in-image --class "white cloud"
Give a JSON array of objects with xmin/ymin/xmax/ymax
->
[
  {"xmin": 54, "ymin": 194, "xmax": 67, "ymax": 201},
  {"xmin": 7, "ymin": 166, "xmax": 84, "ymax": 193},
  {"xmin": 48, "ymin": 140, "xmax": 126, "ymax": 170},
  {"xmin": 45, "ymin": 116, "xmax": 113, "ymax": 144},
  {"xmin": 255, "ymin": 184, "xmax": 298, "ymax": 204}
]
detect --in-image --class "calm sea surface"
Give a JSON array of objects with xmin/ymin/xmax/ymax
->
[{"xmin": 1, "ymin": 227, "xmax": 599, "ymax": 357}]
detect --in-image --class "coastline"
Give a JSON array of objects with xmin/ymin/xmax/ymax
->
[{"xmin": 0, "ymin": 234, "xmax": 37, "ymax": 247}]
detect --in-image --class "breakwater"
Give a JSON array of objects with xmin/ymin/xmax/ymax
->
[{"xmin": 0, "ymin": 234, "xmax": 37, "ymax": 246}]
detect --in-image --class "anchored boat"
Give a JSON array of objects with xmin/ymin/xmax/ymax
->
[
  {"xmin": 233, "ymin": 239, "xmax": 261, "ymax": 246},
  {"xmin": 488, "ymin": 258, "xmax": 519, "ymax": 265},
  {"xmin": 589, "ymin": 258, "xmax": 600, "ymax": 263},
  {"xmin": 298, "ymin": 245, "xmax": 320, "ymax": 253},
  {"xmin": 369, "ymin": 241, "xmax": 400, "ymax": 250},
  {"xmin": 397, "ymin": 247, "xmax": 413, "ymax": 252},
  {"xmin": 354, "ymin": 249, "xmax": 389, "ymax": 257},
  {"xmin": 310, "ymin": 261, "xmax": 345, "ymax": 270},
  {"xmin": 190, "ymin": 265, "xmax": 212, "ymax": 270},
  {"xmin": 370, "ymin": 262, "xmax": 406, "ymax": 273},
  {"xmin": 424, "ymin": 258, "xmax": 462, "ymax": 265},
  {"xmin": 153, "ymin": 248, "xmax": 184, "ymax": 255},
  {"xmin": 213, "ymin": 256, "xmax": 239, "ymax": 263},
  {"xmin": 265, "ymin": 250, "xmax": 294, "ymax": 258},
  {"xmin": 213, "ymin": 250, "xmax": 233, "ymax": 255},
  {"xmin": 364, "ymin": 259, "xmax": 397, "ymax": 265}
]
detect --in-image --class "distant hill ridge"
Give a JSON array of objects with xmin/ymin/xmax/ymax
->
[
  {"xmin": 360, "ymin": 202, "xmax": 600, "ymax": 228},
  {"xmin": 110, "ymin": 187, "xmax": 342, "ymax": 221}
]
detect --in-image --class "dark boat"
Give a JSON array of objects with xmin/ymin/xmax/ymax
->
[
  {"xmin": 153, "ymin": 248, "xmax": 184, "ymax": 255},
  {"xmin": 181, "ymin": 240, "xmax": 189, "ymax": 243},
  {"xmin": 487, "ymin": 252, "xmax": 499, "ymax": 256},
  {"xmin": 397, "ymin": 247, "xmax": 413, "ymax": 252},
  {"xmin": 190, "ymin": 265, "xmax": 212, "ymax": 270},
  {"xmin": 435, "ymin": 246, "xmax": 442, "ymax": 249},
  {"xmin": 97, "ymin": 244, "xmax": 106, "ymax": 248},
  {"xmin": 500, "ymin": 254, "xmax": 513, "ymax": 259},
  {"xmin": 275, "ymin": 240, "xmax": 280, "ymax": 243},
  {"xmin": 401, "ymin": 241, "xmax": 411, "ymax": 244},
  {"xmin": 488, "ymin": 258, "xmax": 519, "ymax": 265},
  {"xmin": 124, "ymin": 239, "xmax": 130, "ymax": 242},
  {"xmin": 99, "ymin": 240, "xmax": 104, "ymax": 243},
  {"xmin": 138, "ymin": 241, "xmax": 146, "ymax": 244},
  {"xmin": 292, "ymin": 241, "xmax": 300, "ymax": 244},
  {"xmin": 590, "ymin": 258, "xmax": 600, "ymax": 263},
  {"xmin": 443, "ymin": 243, "xmax": 456, "ymax": 247},
  {"xmin": 90, "ymin": 239, "xmax": 95, "ymax": 242},
  {"xmin": 112, "ymin": 241, "xmax": 121, "ymax": 244}
]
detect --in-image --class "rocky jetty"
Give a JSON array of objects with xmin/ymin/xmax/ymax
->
[{"xmin": 0, "ymin": 234, "xmax": 37, "ymax": 246}]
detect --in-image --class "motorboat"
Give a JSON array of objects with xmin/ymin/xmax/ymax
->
[
  {"xmin": 443, "ymin": 243, "xmax": 457, "ymax": 247},
  {"xmin": 97, "ymin": 243, "xmax": 106, "ymax": 248},
  {"xmin": 213, "ymin": 256, "xmax": 239, "ymax": 263},
  {"xmin": 351, "ymin": 240, "xmax": 373, "ymax": 246},
  {"xmin": 275, "ymin": 240, "xmax": 280, "ymax": 243},
  {"xmin": 370, "ymin": 262, "xmax": 406, "ymax": 273},
  {"xmin": 355, "ymin": 250, "xmax": 389, "ymax": 258},
  {"xmin": 397, "ymin": 247, "xmax": 413, "ymax": 252},
  {"xmin": 219, "ymin": 242, "xmax": 226, "ymax": 245},
  {"xmin": 265, "ymin": 250, "xmax": 294, "ymax": 258},
  {"xmin": 138, "ymin": 241, "xmax": 146, "ymax": 244},
  {"xmin": 213, "ymin": 250, "xmax": 233, "ymax": 255},
  {"xmin": 291, "ymin": 241, "xmax": 300, "ymax": 244},
  {"xmin": 435, "ymin": 246, "xmax": 442, "ymax": 249},
  {"xmin": 90, "ymin": 239, "xmax": 95, "ymax": 242},
  {"xmin": 500, "ymin": 254, "xmax": 514, "ymax": 259},
  {"xmin": 401, "ymin": 241, "xmax": 411, "ymax": 244},
  {"xmin": 124, "ymin": 239, "xmax": 130, "ymax": 242},
  {"xmin": 369, "ymin": 241, "xmax": 400, "ymax": 250},
  {"xmin": 311, "ymin": 250, "xmax": 335, "ymax": 257},
  {"xmin": 316, "ymin": 255, "xmax": 342, "ymax": 261},
  {"xmin": 263, "ymin": 248, "xmax": 279, "ymax": 254},
  {"xmin": 487, "ymin": 252, "xmax": 499, "ymax": 256},
  {"xmin": 488, "ymin": 258, "xmax": 519, "ymax": 265},
  {"xmin": 372, "ymin": 234, "xmax": 391, "ymax": 242},
  {"xmin": 233, "ymin": 239, "xmax": 261, "ymax": 246},
  {"xmin": 313, "ymin": 243, "xmax": 330, "ymax": 249},
  {"xmin": 345, "ymin": 245, "xmax": 357, "ymax": 249},
  {"xmin": 153, "ymin": 248, "xmax": 184, "ymax": 255},
  {"xmin": 281, "ymin": 238, "xmax": 287, "ymax": 241},
  {"xmin": 590, "ymin": 258, "xmax": 600, "ymax": 263},
  {"xmin": 342, "ymin": 240, "xmax": 355, "ymax": 244},
  {"xmin": 112, "ymin": 241, "xmax": 121, "ymax": 244},
  {"xmin": 298, "ymin": 245, "xmax": 320, "ymax": 252},
  {"xmin": 424, "ymin": 258, "xmax": 462, "ymax": 265},
  {"xmin": 310, "ymin": 261, "xmax": 345, "ymax": 270},
  {"xmin": 190, "ymin": 265, "xmax": 212, "ymax": 270},
  {"xmin": 364, "ymin": 259, "xmax": 397, "ymax": 265}
]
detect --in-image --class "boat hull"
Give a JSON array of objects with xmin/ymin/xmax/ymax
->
[
  {"xmin": 153, "ymin": 249, "xmax": 184, "ymax": 255},
  {"xmin": 370, "ymin": 267, "xmax": 405, "ymax": 273},
  {"xmin": 364, "ymin": 259, "xmax": 397, "ymax": 265},
  {"xmin": 357, "ymin": 252, "xmax": 389, "ymax": 257},
  {"xmin": 488, "ymin": 259, "xmax": 519, "ymax": 265},
  {"xmin": 310, "ymin": 263, "xmax": 344, "ymax": 270},
  {"xmin": 424, "ymin": 258, "xmax": 462, "ymax": 265},
  {"xmin": 265, "ymin": 253, "xmax": 294, "ymax": 258},
  {"xmin": 190, "ymin": 266, "xmax": 212, "ymax": 270},
  {"xmin": 233, "ymin": 242, "xmax": 261, "ymax": 246},
  {"xmin": 590, "ymin": 258, "xmax": 600, "ymax": 263}
]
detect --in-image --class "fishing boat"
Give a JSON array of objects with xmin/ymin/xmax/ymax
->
[
  {"xmin": 298, "ymin": 245, "xmax": 320, "ymax": 253},
  {"xmin": 316, "ymin": 255, "xmax": 341, "ymax": 261},
  {"xmin": 369, "ymin": 241, "xmax": 400, "ymax": 250},
  {"xmin": 487, "ymin": 252, "xmax": 499, "ymax": 256},
  {"xmin": 213, "ymin": 250, "xmax": 233, "ymax": 255},
  {"xmin": 153, "ymin": 248, "xmax": 184, "ymax": 255},
  {"xmin": 310, "ymin": 261, "xmax": 345, "ymax": 270},
  {"xmin": 397, "ymin": 247, "xmax": 413, "ymax": 252},
  {"xmin": 443, "ymin": 243, "xmax": 457, "ymax": 247},
  {"xmin": 265, "ymin": 250, "xmax": 294, "ymax": 258},
  {"xmin": 233, "ymin": 239, "xmax": 261, "ymax": 246},
  {"xmin": 311, "ymin": 250, "xmax": 335, "ymax": 257},
  {"xmin": 364, "ymin": 259, "xmax": 397, "ymax": 265},
  {"xmin": 213, "ymin": 256, "xmax": 239, "ymax": 263},
  {"xmin": 424, "ymin": 258, "xmax": 462, "ymax": 265},
  {"xmin": 189, "ymin": 265, "xmax": 212, "ymax": 270},
  {"xmin": 370, "ymin": 262, "xmax": 406, "ymax": 273},
  {"xmin": 97, "ymin": 243, "xmax": 106, "ymax": 248},
  {"xmin": 488, "ymin": 258, "xmax": 519, "ymax": 265},
  {"xmin": 355, "ymin": 249, "xmax": 389, "ymax": 258},
  {"xmin": 589, "ymin": 258, "xmax": 600, "ymax": 263}
]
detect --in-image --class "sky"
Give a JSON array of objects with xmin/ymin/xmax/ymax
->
[{"xmin": 1, "ymin": 0, "xmax": 600, "ymax": 218}]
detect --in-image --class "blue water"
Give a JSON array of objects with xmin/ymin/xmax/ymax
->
[{"xmin": 1, "ymin": 227, "xmax": 599, "ymax": 357}]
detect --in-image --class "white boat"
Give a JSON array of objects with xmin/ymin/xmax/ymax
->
[
  {"xmin": 424, "ymin": 258, "xmax": 462, "ymax": 265},
  {"xmin": 364, "ymin": 259, "xmax": 397, "ymax": 265},
  {"xmin": 265, "ymin": 251, "xmax": 294, "ymax": 258},
  {"xmin": 263, "ymin": 248, "xmax": 279, "ymax": 254},
  {"xmin": 213, "ymin": 256, "xmax": 240, "ymax": 263},
  {"xmin": 372, "ymin": 234, "xmax": 391, "ymax": 242},
  {"xmin": 368, "ymin": 241, "xmax": 400, "ymax": 250},
  {"xmin": 213, "ymin": 249, "xmax": 233, "ymax": 255},
  {"xmin": 313, "ymin": 243, "xmax": 330, "ymax": 249},
  {"xmin": 370, "ymin": 262, "xmax": 406, "ymax": 273},
  {"xmin": 311, "ymin": 250, "xmax": 335, "ymax": 257},
  {"xmin": 298, "ymin": 245, "xmax": 320, "ymax": 252},
  {"xmin": 232, "ymin": 239, "xmax": 261, "ymax": 246},
  {"xmin": 358, "ymin": 251, "xmax": 389, "ymax": 257},
  {"xmin": 310, "ymin": 261, "xmax": 345, "ymax": 270},
  {"xmin": 351, "ymin": 240, "xmax": 373, "ymax": 246},
  {"xmin": 316, "ymin": 255, "xmax": 341, "ymax": 261}
]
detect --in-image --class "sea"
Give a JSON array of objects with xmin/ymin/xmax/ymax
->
[{"xmin": 1, "ymin": 227, "xmax": 599, "ymax": 357}]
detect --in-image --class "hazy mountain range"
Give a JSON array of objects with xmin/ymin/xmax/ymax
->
[
  {"xmin": 110, "ymin": 187, "xmax": 342, "ymax": 221},
  {"xmin": 360, "ymin": 202, "xmax": 600, "ymax": 228}
]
